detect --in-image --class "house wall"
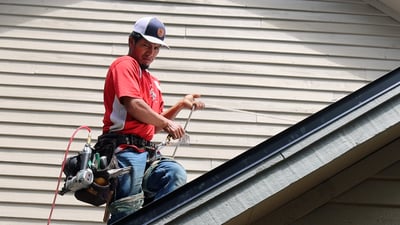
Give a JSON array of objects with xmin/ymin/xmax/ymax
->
[{"xmin": 0, "ymin": 0, "xmax": 399, "ymax": 224}]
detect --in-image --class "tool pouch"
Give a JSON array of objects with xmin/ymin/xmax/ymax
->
[
  {"xmin": 93, "ymin": 133, "xmax": 119, "ymax": 166},
  {"xmin": 74, "ymin": 135, "xmax": 120, "ymax": 206},
  {"xmin": 74, "ymin": 174, "xmax": 113, "ymax": 206},
  {"xmin": 74, "ymin": 163, "xmax": 118, "ymax": 206}
]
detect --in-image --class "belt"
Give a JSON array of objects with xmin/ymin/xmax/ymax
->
[{"xmin": 99, "ymin": 133, "xmax": 154, "ymax": 148}]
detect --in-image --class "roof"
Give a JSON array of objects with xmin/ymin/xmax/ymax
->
[{"xmin": 113, "ymin": 67, "xmax": 400, "ymax": 225}]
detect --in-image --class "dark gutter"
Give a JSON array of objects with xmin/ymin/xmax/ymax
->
[{"xmin": 114, "ymin": 67, "xmax": 400, "ymax": 225}]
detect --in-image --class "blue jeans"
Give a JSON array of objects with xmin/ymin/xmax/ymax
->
[{"xmin": 108, "ymin": 148, "xmax": 187, "ymax": 224}]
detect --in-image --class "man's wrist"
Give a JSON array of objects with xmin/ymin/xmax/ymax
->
[
  {"xmin": 160, "ymin": 119, "xmax": 169, "ymax": 129},
  {"xmin": 177, "ymin": 99, "xmax": 186, "ymax": 110}
]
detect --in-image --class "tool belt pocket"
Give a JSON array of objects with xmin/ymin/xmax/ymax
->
[
  {"xmin": 74, "ymin": 174, "xmax": 113, "ymax": 206},
  {"xmin": 94, "ymin": 133, "xmax": 119, "ymax": 165},
  {"xmin": 74, "ymin": 159, "xmax": 119, "ymax": 206},
  {"xmin": 73, "ymin": 134, "xmax": 121, "ymax": 206}
]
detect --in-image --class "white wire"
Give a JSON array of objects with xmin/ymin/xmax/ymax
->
[{"xmin": 205, "ymin": 103, "xmax": 299, "ymax": 123}]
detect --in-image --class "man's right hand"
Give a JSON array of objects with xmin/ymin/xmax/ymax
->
[{"xmin": 163, "ymin": 120, "xmax": 185, "ymax": 140}]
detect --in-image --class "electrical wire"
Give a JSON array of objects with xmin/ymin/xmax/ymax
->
[
  {"xmin": 47, "ymin": 125, "xmax": 92, "ymax": 225},
  {"xmin": 168, "ymin": 103, "xmax": 297, "ymax": 158},
  {"xmin": 205, "ymin": 103, "xmax": 299, "ymax": 123}
]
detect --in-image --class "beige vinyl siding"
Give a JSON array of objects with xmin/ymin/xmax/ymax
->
[{"xmin": 0, "ymin": 0, "xmax": 399, "ymax": 224}]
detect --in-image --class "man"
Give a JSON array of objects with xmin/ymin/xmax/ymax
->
[{"xmin": 100, "ymin": 17, "xmax": 205, "ymax": 224}]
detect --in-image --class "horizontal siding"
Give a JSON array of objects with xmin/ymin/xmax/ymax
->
[{"xmin": 1, "ymin": 0, "xmax": 400, "ymax": 224}]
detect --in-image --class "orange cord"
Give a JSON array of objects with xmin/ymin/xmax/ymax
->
[{"xmin": 47, "ymin": 125, "xmax": 92, "ymax": 225}]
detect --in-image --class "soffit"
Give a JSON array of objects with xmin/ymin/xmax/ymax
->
[
  {"xmin": 367, "ymin": 0, "xmax": 400, "ymax": 22},
  {"xmin": 378, "ymin": 0, "xmax": 400, "ymax": 14}
]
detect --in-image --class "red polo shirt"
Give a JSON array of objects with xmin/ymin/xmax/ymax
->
[{"xmin": 102, "ymin": 55, "xmax": 164, "ymax": 141}]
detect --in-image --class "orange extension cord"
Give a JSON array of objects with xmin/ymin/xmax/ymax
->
[{"xmin": 47, "ymin": 125, "xmax": 92, "ymax": 225}]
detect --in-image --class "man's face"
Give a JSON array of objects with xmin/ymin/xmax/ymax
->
[{"xmin": 129, "ymin": 37, "xmax": 161, "ymax": 69}]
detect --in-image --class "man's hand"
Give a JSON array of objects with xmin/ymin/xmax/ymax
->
[
  {"xmin": 159, "ymin": 94, "xmax": 205, "ymax": 135},
  {"xmin": 163, "ymin": 120, "xmax": 185, "ymax": 139},
  {"xmin": 182, "ymin": 94, "xmax": 205, "ymax": 110}
]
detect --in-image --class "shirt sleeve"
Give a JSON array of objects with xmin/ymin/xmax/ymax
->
[{"xmin": 111, "ymin": 58, "xmax": 142, "ymax": 100}]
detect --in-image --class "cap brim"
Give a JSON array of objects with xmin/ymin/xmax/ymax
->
[{"xmin": 142, "ymin": 34, "xmax": 169, "ymax": 49}]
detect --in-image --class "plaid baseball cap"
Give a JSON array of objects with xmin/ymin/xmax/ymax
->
[{"xmin": 133, "ymin": 17, "xmax": 169, "ymax": 48}]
